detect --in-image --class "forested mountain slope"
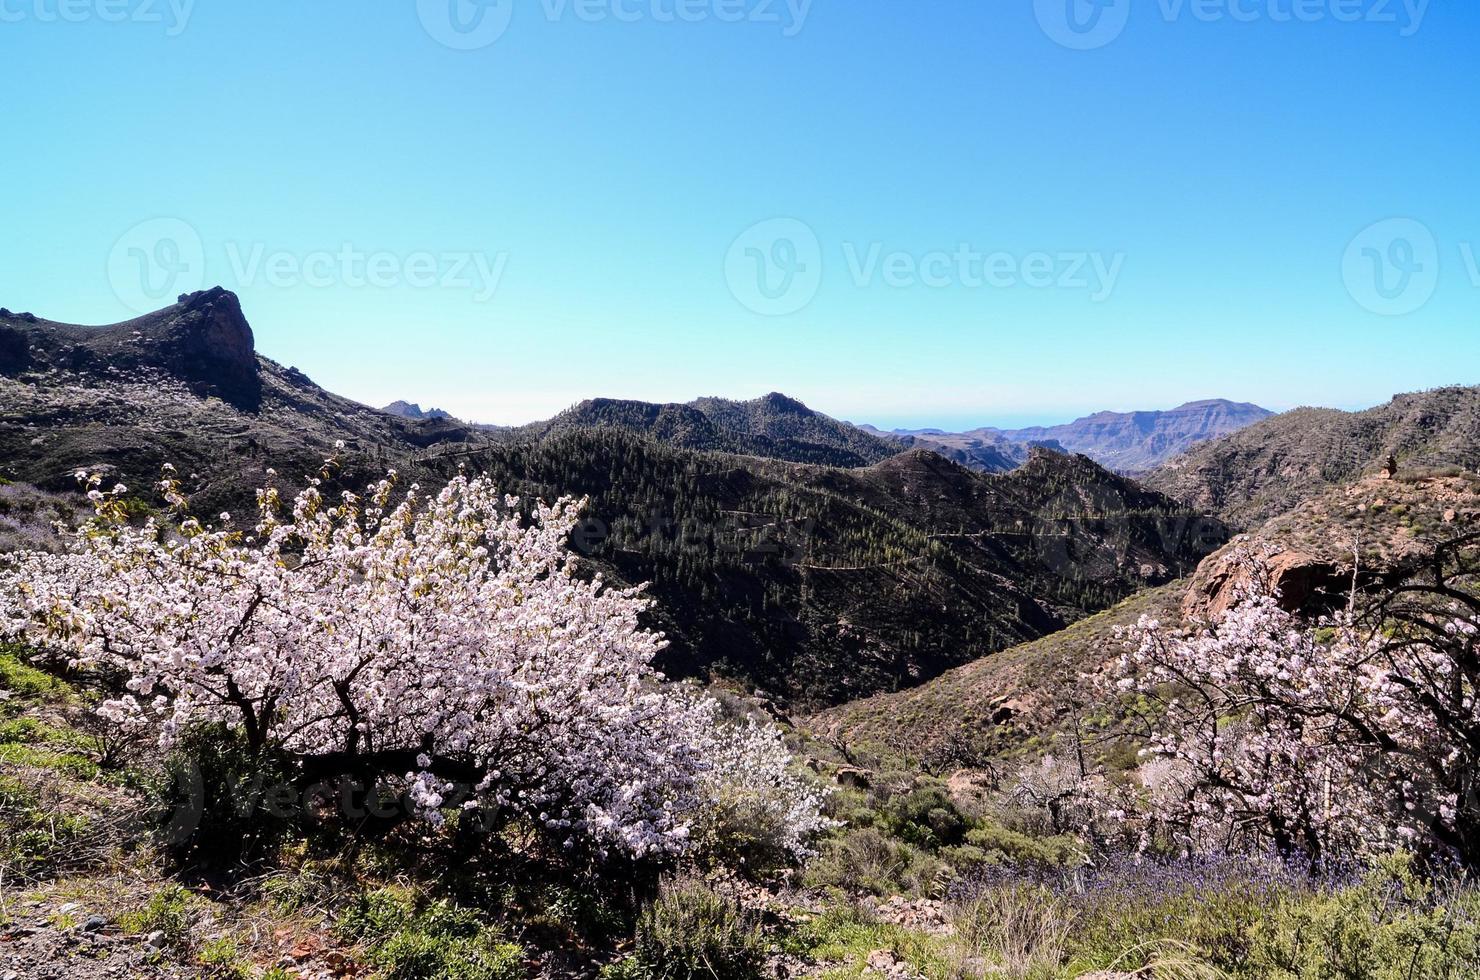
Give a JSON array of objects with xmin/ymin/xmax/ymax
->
[{"xmin": 1145, "ymin": 386, "xmax": 1480, "ymax": 526}]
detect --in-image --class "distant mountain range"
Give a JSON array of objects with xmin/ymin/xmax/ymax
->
[
  {"xmin": 863, "ymin": 399, "xmax": 1273, "ymax": 474},
  {"xmin": 0, "ymin": 289, "xmax": 1225, "ymax": 707},
  {"xmin": 364, "ymin": 394, "xmax": 1270, "ymax": 476},
  {"xmin": 382, "ymin": 400, "xmax": 452, "ymax": 421}
]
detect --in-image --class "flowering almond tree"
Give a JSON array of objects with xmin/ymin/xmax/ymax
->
[
  {"xmin": 1111, "ymin": 548, "xmax": 1480, "ymax": 868},
  {"xmin": 0, "ymin": 461, "xmax": 827, "ymax": 862}
]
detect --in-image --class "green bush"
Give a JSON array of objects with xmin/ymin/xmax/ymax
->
[
  {"xmin": 120, "ymin": 884, "xmax": 199, "ymax": 949},
  {"xmin": 690, "ymin": 790, "xmax": 801, "ymax": 880},
  {"xmin": 371, "ymin": 931, "xmax": 524, "ymax": 980},
  {"xmin": 338, "ymin": 886, "xmax": 419, "ymax": 941},
  {"xmin": 339, "ymin": 888, "xmax": 524, "ymax": 980},
  {"xmin": 617, "ymin": 878, "xmax": 765, "ymax": 980},
  {"xmin": 961, "ymin": 823, "xmax": 1081, "ymax": 869},
  {"xmin": 148, "ymin": 723, "xmax": 297, "ymax": 865},
  {"xmin": 1245, "ymin": 855, "xmax": 1480, "ymax": 979},
  {"xmin": 804, "ymin": 826, "xmax": 946, "ymax": 898},
  {"xmin": 882, "ymin": 784, "xmax": 969, "ymax": 850}
]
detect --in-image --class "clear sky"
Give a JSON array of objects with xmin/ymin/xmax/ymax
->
[{"xmin": 2, "ymin": 1, "xmax": 1476, "ymax": 429}]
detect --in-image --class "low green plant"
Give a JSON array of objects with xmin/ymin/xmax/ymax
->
[
  {"xmin": 371, "ymin": 931, "xmax": 524, "ymax": 980},
  {"xmin": 0, "ymin": 645, "xmax": 74, "ymax": 703},
  {"xmin": 120, "ymin": 884, "xmax": 199, "ymax": 949},
  {"xmin": 805, "ymin": 827, "xmax": 946, "ymax": 898},
  {"xmin": 616, "ymin": 878, "xmax": 765, "ymax": 980},
  {"xmin": 339, "ymin": 887, "xmax": 524, "ymax": 980},
  {"xmin": 0, "ymin": 742, "xmax": 99, "ymax": 779},
  {"xmin": 782, "ymin": 903, "xmax": 959, "ymax": 978},
  {"xmin": 1245, "ymin": 854, "xmax": 1480, "ymax": 978},
  {"xmin": 199, "ymin": 937, "xmax": 254, "ymax": 979}
]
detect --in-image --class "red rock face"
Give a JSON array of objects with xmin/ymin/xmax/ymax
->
[
  {"xmin": 1182, "ymin": 549, "xmax": 1348, "ymax": 622},
  {"xmin": 1180, "ymin": 472, "xmax": 1480, "ymax": 623}
]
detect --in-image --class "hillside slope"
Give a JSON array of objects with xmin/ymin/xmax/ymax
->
[
  {"xmin": 0, "ymin": 289, "xmax": 488, "ymax": 517},
  {"xmin": 1145, "ymin": 386, "xmax": 1480, "ymax": 526},
  {"xmin": 811, "ymin": 466, "xmax": 1480, "ymax": 758},
  {"xmin": 426, "ymin": 439, "xmax": 1226, "ymax": 705}
]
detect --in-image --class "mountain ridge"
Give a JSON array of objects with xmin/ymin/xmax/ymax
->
[
  {"xmin": 0, "ymin": 288, "xmax": 1227, "ymax": 707},
  {"xmin": 869, "ymin": 399, "xmax": 1273, "ymax": 474},
  {"xmin": 1144, "ymin": 386, "xmax": 1480, "ymax": 526}
]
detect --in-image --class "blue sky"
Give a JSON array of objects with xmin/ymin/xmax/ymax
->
[{"xmin": 2, "ymin": 1, "xmax": 1476, "ymax": 429}]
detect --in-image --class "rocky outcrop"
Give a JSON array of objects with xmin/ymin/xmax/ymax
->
[
  {"xmin": 155, "ymin": 288, "xmax": 260, "ymax": 408},
  {"xmin": 382, "ymin": 400, "xmax": 453, "ymax": 421},
  {"xmin": 1181, "ymin": 471, "xmax": 1480, "ymax": 622},
  {"xmin": 0, "ymin": 286, "xmax": 261, "ymax": 409}
]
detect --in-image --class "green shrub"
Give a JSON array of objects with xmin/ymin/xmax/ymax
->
[
  {"xmin": 1245, "ymin": 854, "xmax": 1480, "ymax": 979},
  {"xmin": 962, "ymin": 823, "xmax": 1081, "ymax": 869},
  {"xmin": 120, "ymin": 884, "xmax": 198, "ymax": 949},
  {"xmin": 527, "ymin": 882, "xmax": 630, "ymax": 944},
  {"xmin": 199, "ymin": 937, "xmax": 253, "ymax": 979},
  {"xmin": 882, "ymin": 784, "xmax": 968, "ymax": 850},
  {"xmin": 149, "ymin": 723, "xmax": 297, "ymax": 865},
  {"xmin": 337, "ymin": 886, "xmax": 419, "ymax": 941},
  {"xmin": 340, "ymin": 888, "xmax": 524, "ymax": 980},
  {"xmin": 618, "ymin": 878, "xmax": 764, "ymax": 980},
  {"xmin": 805, "ymin": 827, "xmax": 945, "ymax": 898},
  {"xmin": 690, "ymin": 790, "xmax": 801, "ymax": 880},
  {"xmin": 371, "ymin": 931, "xmax": 524, "ymax": 980}
]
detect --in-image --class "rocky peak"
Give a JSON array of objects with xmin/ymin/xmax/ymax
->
[
  {"xmin": 383, "ymin": 400, "xmax": 453, "ymax": 421},
  {"xmin": 163, "ymin": 287, "xmax": 259, "ymax": 400},
  {"xmin": 0, "ymin": 286, "xmax": 262, "ymax": 409}
]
